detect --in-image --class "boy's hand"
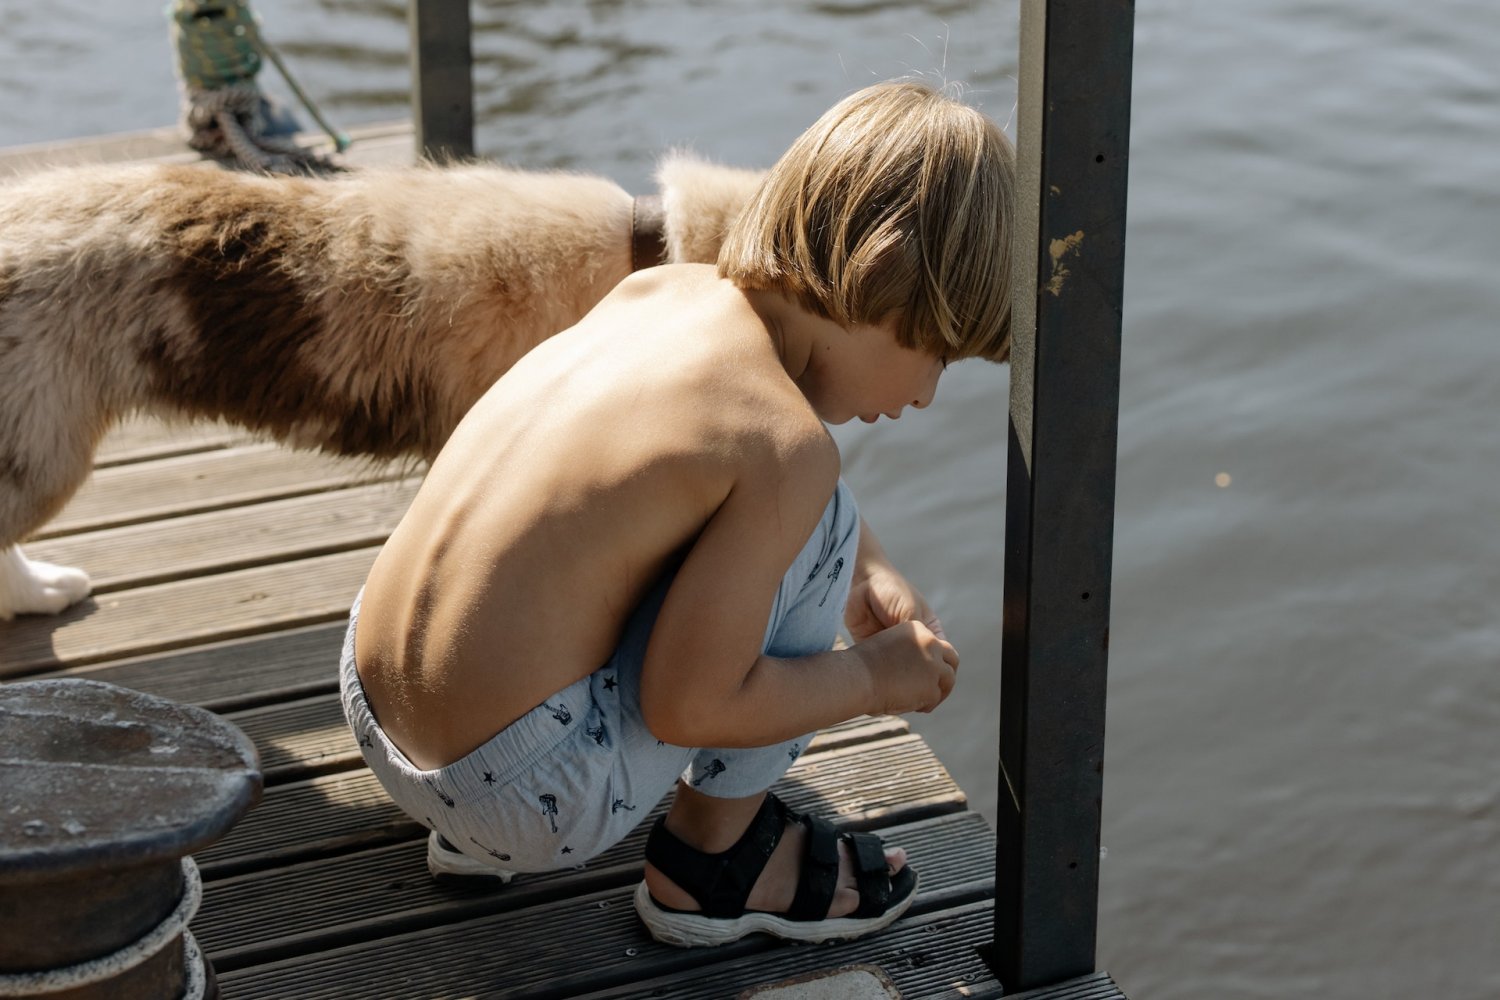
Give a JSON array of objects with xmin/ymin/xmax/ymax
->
[
  {"xmin": 845, "ymin": 563, "xmax": 948, "ymax": 643},
  {"xmin": 855, "ymin": 620, "xmax": 959, "ymax": 715}
]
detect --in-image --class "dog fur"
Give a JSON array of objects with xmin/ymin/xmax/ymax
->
[{"xmin": 0, "ymin": 154, "xmax": 765, "ymax": 619}]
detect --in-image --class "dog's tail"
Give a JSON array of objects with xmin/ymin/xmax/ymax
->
[{"xmin": 655, "ymin": 152, "xmax": 766, "ymax": 266}]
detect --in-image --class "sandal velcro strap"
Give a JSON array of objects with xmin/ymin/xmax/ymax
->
[
  {"xmin": 787, "ymin": 814, "xmax": 841, "ymax": 921},
  {"xmin": 846, "ymin": 830, "xmax": 895, "ymax": 919},
  {"xmin": 643, "ymin": 793, "xmax": 787, "ymax": 919}
]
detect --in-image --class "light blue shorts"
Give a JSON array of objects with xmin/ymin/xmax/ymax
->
[{"xmin": 340, "ymin": 480, "xmax": 860, "ymax": 872}]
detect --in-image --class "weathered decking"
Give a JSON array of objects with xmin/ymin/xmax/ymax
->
[{"xmin": 0, "ymin": 124, "xmax": 1021, "ymax": 997}]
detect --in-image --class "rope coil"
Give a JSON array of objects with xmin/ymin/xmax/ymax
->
[
  {"xmin": 0, "ymin": 857, "xmax": 204, "ymax": 998},
  {"xmin": 168, "ymin": 0, "xmax": 346, "ymax": 172}
]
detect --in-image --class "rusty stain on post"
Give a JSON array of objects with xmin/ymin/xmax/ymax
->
[{"xmin": 1045, "ymin": 230, "xmax": 1086, "ymax": 296}]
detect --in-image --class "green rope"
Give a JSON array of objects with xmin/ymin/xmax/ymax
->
[
  {"xmin": 169, "ymin": 0, "xmax": 264, "ymax": 92},
  {"xmin": 253, "ymin": 33, "xmax": 351, "ymax": 152},
  {"xmin": 167, "ymin": 0, "xmax": 350, "ymax": 157}
]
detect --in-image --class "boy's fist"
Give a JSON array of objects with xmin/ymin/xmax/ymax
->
[
  {"xmin": 856, "ymin": 620, "xmax": 959, "ymax": 716},
  {"xmin": 845, "ymin": 563, "xmax": 947, "ymax": 642}
]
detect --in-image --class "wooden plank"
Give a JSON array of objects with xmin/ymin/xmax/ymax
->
[
  {"xmin": 38, "ymin": 445, "xmax": 403, "ymax": 539},
  {"xmin": 218, "ymin": 889, "xmax": 992, "ymax": 1000},
  {"xmin": 196, "ymin": 733, "xmax": 965, "ymax": 880},
  {"xmin": 572, "ymin": 899, "xmax": 1003, "ymax": 1000},
  {"xmin": 228, "ymin": 902, "xmax": 1002, "ymax": 1000},
  {"xmin": 0, "ymin": 548, "xmax": 376, "ymax": 678},
  {"xmin": 0, "ymin": 120, "xmax": 413, "ymax": 176},
  {"xmin": 0, "ymin": 125, "xmax": 201, "ymax": 173},
  {"xmin": 31, "ymin": 621, "xmax": 348, "ymax": 713},
  {"xmin": 230, "ymin": 691, "xmax": 910, "ymax": 787},
  {"xmin": 1002, "ymin": 972, "xmax": 1129, "ymax": 999},
  {"xmin": 224, "ymin": 692, "xmax": 356, "ymax": 785},
  {"xmin": 215, "ymin": 813, "xmax": 994, "ymax": 999},
  {"xmin": 94, "ymin": 417, "xmax": 248, "ymax": 468},
  {"xmin": 335, "ymin": 130, "xmax": 419, "ymax": 169},
  {"xmin": 198, "ymin": 786, "xmax": 976, "ymax": 974},
  {"xmin": 27, "ymin": 480, "xmax": 418, "ymax": 594}
]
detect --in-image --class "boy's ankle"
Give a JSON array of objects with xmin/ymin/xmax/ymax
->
[{"xmin": 664, "ymin": 784, "xmax": 769, "ymax": 854}]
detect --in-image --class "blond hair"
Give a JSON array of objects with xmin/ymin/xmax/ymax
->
[{"xmin": 718, "ymin": 81, "xmax": 1015, "ymax": 362}]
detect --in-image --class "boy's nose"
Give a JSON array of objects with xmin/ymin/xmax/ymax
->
[{"xmin": 912, "ymin": 379, "xmax": 940, "ymax": 410}]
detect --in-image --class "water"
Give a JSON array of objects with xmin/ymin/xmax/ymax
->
[{"xmin": 3, "ymin": 1, "xmax": 1497, "ymax": 996}]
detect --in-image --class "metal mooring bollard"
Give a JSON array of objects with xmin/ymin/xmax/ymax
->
[{"xmin": 0, "ymin": 679, "xmax": 262, "ymax": 999}]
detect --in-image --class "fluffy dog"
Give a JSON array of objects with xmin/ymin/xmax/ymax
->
[{"xmin": 0, "ymin": 154, "xmax": 765, "ymax": 619}]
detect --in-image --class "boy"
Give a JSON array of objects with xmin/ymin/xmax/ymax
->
[{"xmin": 341, "ymin": 80, "xmax": 1014, "ymax": 946}]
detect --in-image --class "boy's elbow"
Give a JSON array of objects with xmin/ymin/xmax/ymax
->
[
  {"xmin": 639, "ymin": 681, "xmax": 729, "ymax": 748},
  {"xmin": 639, "ymin": 684, "xmax": 695, "ymax": 746},
  {"xmin": 639, "ymin": 693, "xmax": 691, "ymax": 746}
]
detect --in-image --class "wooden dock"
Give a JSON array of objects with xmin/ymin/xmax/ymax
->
[{"xmin": 0, "ymin": 126, "xmax": 1024, "ymax": 998}]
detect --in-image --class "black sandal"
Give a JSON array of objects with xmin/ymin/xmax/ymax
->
[{"xmin": 633, "ymin": 792, "xmax": 919, "ymax": 947}]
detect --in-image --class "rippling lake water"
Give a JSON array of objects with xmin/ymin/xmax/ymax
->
[{"xmin": 3, "ymin": 1, "xmax": 1497, "ymax": 996}]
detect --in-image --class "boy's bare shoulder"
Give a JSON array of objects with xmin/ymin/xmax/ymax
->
[
  {"xmin": 644, "ymin": 274, "xmax": 838, "ymax": 487},
  {"xmin": 528, "ymin": 264, "xmax": 839, "ymax": 527}
]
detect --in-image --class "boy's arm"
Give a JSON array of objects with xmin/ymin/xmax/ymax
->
[
  {"xmin": 638, "ymin": 432, "xmax": 955, "ymax": 748},
  {"xmin": 845, "ymin": 517, "xmax": 947, "ymax": 642}
]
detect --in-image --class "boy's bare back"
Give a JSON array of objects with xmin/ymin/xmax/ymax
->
[{"xmin": 355, "ymin": 263, "xmax": 837, "ymax": 768}]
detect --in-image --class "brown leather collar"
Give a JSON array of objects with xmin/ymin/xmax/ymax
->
[{"xmin": 631, "ymin": 194, "xmax": 668, "ymax": 271}]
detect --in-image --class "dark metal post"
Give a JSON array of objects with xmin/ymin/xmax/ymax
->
[
  {"xmin": 408, "ymin": 0, "xmax": 474, "ymax": 160},
  {"xmin": 988, "ymin": 0, "xmax": 1135, "ymax": 992}
]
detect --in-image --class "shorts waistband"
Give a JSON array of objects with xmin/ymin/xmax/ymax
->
[{"xmin": 340, "ymin": 595, "xmax": 594, "ymax": 790}]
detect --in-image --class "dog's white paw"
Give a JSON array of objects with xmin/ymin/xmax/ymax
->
[{"xmin": 0, "ymin": 545, "xmax": 93, "ymax": 620}]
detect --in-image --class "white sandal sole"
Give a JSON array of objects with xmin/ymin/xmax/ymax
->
[{"xmin": 632, "ymin": 873, "xmax": 918, "ymax": 947}]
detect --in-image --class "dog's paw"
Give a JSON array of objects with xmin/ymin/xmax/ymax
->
[{"xmin": 0, "ymin": 546, "xmax": 93, "ymax": 619}]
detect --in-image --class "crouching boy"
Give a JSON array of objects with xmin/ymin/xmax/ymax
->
[{"xmin": 340, "ymin": 79, "xmax": 1014, "ymax": 946}]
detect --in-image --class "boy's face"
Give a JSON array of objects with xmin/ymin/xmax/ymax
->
[{"xmin": 804, "ymin": 319, "xmax": 947, "ymax": 425}]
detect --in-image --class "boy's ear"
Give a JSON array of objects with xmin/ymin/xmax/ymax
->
[{"xmin": 655, "ymin": 149, "xmax": 767, "ymax": 265}]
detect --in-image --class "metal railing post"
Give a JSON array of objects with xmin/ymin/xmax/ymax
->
[
  {"xmin": 408, "ymin": 0, "xmax": 474, "ymax": 160},
  {"xmin": 988, "ymin": 0, "xmax": 1136, "ymax": 992}
]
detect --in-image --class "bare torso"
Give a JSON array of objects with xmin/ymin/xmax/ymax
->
[{"xmin": 353, "ymin": 264, "xmax": 829, "ymax": 768}]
